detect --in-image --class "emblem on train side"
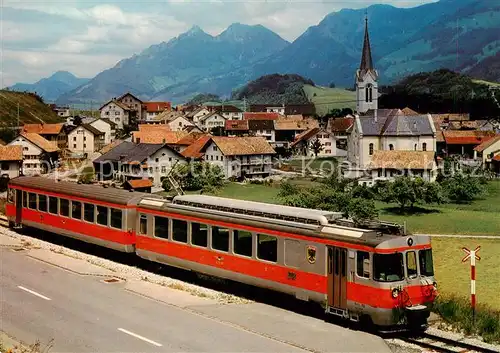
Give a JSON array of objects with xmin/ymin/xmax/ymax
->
[{"xmin": 307, "ymin": 246, "xmax": 317, "ymax": 264}]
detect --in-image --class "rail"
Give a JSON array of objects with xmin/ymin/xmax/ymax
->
[
  {"xmin": 0, "ymin": 215, "xmax": 9, "ymax": 228},
  {"xmin": 400, "ymin": 331, "xmax": 499, "ymax": 353}
]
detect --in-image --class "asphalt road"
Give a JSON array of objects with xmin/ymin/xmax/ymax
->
[{"xmin": 0, "ymin": 248, "xmax": 307, "ymax": 353}]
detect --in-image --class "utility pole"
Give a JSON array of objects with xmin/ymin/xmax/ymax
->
[{"xmin": 17, "ymin": 102, "xmax": 20, "ymax": 136}]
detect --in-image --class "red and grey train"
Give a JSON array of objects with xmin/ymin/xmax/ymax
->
[{"xmin": 6, "ymin": 176, "xmax": 438, "ymax": 328}]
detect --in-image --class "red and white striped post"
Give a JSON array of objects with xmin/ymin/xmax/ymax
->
[{"xmin": 462, "ymin": 246, "xmax": 481, "ymax": 324}]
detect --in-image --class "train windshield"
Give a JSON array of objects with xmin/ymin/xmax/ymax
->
[
  {"xmin": 373, "ymin": 253, "xmax": 404, "ymax": 282},
  {"xmin": 419, "ymin": 249, "xmax": 434, "ymax": 277}
]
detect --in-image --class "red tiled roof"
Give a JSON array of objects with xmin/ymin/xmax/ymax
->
[
  {"xmin": 225, "ymin": 120, "xmax": 249, "ymax": 131},
  {"xmin": 243, "ymin": 112, "xmax": 280, "ymax": 120},
  {"xmin": 443, "ymin": 130, "xmax": 496, "ymax": 145},
  {"xmin": 125, "ymin": 179, "xmax": 152, "ymax": 188},
  {"xmin": 181, "ymin": 136, "xmax": 212, "ymax": 159},
  {"xmin": 20, "ymin": 133, "xmax": 59, "ymax": 152},
  {"xmin": 493, "ymin": 155, "xmax": 500, "ymax": 162},
  {"xmin": 474, "ymin": 135, "xmax": 500, "ymax": 152},
  {"xmin": 328, "ymin": 117, "xmax": 354, "ymax": 133},
  {"xmin": 132, "ymin": 130, "xmax": 188, "ymax": 144},
  {"xmin": 291, "ymin": 128, "xmax": 320, "ymax": 147},
  {"xmin": 143, "ymin": 102, "xmax": 171, "ymax": 113},
  {"xmin": 138, "ymin": 124, "xmax": 171, "ymax": 132},
  {"xmin": 211, "ymin": 136, "xmax": 275, "ymax": 156},
  {"xmin": 0, "ymin": 145, "xmax": 23, "ymax": 161},
  {"xmin": 173, "ymin": 132, "xmax": 207, "ymax": 146},
  {"xmin": 22, "ymin": 123, "xmax": 63, "ymax": 135}
]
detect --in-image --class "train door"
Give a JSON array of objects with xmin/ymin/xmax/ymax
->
[
  {"xmin": 327, "ymin": 247, "xmax": 347, "ymax": 310},
  {"xmin": 15, "ymin": 189, "xmax": 22, "ymax": 225}
]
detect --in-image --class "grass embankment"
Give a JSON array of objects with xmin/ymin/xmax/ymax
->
[
  {"xmin": 0, "ymin": 90, "xmax": 63, "ymax": 127},
  {"xmin": 302, "ymin": 84, "xmax": 356, "ymax": 116}
]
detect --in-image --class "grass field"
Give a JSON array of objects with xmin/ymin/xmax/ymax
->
[
  {"xmin": 432, "ymin": 238, "xmax": 500, "ymax": 310},
  {"xmin": 284, "ymin": 157, "xmax": 339, "ymax": 174},
  {"xmin": 209, "ymin": 180, "xmax": 500, "ymax": 236},
  {"xmin": 302, "ymin": 84, "xmax": 356, "ymax": 116}
]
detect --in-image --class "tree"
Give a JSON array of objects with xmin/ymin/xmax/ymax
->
[
  {"xmin": 187, "ymin": 93, "xmax": 221, "ymax": 105},
  {"xmin": 442, "ymin": 173, "xmax": 484, "ymax": 203},
  {"xmin": 329, "ymin": 82, "xmax": 336, "ymax": 88},
  {"xmin": 309, "ymin": 138, "xmax": 323, "ymax": 157},
  {"xmin": 164, "ymin": 162, "xmax": 225, "ymax": 193},
  {"xmin": 386, "ymin": 176, "xmax": 422, "ymax": 210},
  {"xmin": 274, "ymin": 146, "xmax": 292, "ymax": 159},
  {"xmin": 73, "ymin": 116, "xmax": 82, "ymax": 126},
  {"xmin": 348, "ymin": 198, "xmax": 378, "ymax": 222}
]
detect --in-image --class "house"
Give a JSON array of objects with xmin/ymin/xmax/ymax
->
[
  {"xmin": 154, "ymin": 111, "xmax": 194, "ymax": 131},
  {"xmin": 243, "ymin": 112, "xmax": 281, "ymax": 120},
  {"xmin": 347, "ymin": 111, "xmax": 436, "ymax": 171},
  {"xmin": 220, "ymin": 105, "xmax": 243, "ymax": 120},
  {"xmin": 199, "ymin": 111, "xmax": 227, "ymax": 131},
  {"xmin": 93, "ymin": 141, "xmax": 185, "ymax": 188},
  {"xmin": 117, "ymin": 92, "xmax": 143, "ymax": 123},
  {"xmin": 67, "ymin": 124, "xmax": 105, "ymax": 154},
  {"xmin": 187, "ymin": 107, "xmax": 211, "ymax": 124},
  {"xmin": 132, "ymin": 125, "xmax": 188, "ymax": 144},
  {"xmin": 266, "ymin": 106, "xmax": 285, "ymax": 115},
  {"xmin": 442, "ymin": 130, "xmax": 496, "ymax": 159},
  {"xmin": 123, "ymin": 179, "xmax": 153, "ymax": 193},
  {"xmin": 22, "ymin": 123, "xmax": 66, "ymax": 150},
  {"xmin": 0, "ymin": 145, "xmax": 23, "ymax": 179},
  {"xmin": 225, "ymin": 120, "xmax": 249, "ymax": 137},
  {"xmin": 250, "ymin": 104, "xmax": 316, "ymax": 116},
  {"xmin": 327, "ymin": 117, "xmax": 354, "ymax": 151},
  {"xmin": 291, "ymin": 127, "xmax": 343, "ymax": 157},
  {"xmin": 364, "ymin": 150, "xmax": 438, "ymax": 185},
  {"xmin": 88, "ymin": 118, "xmax": 117, "ymax": 145},
  {"xmin": 202, "ymin": 136, "xmax": 275, "ymax": 179},
  {"xmin": 99, "ymin": 100, "xmax": 131, "ymax": 129},
  {"xmin": 142, "ymin": 102, "xmax": 171, "ymax": 121},
  {"xmin": 51, "ymin": 105, "xmax": 71, "ymax": 118},
  {"xmin": 8, "ymin": 133, "xmax": 59, "ymax": 175},
  {"xmin": 183, "ymin": 125, "xmax": 204, "ymax": 134},
  {"xmin": 169, "ymin": 132, "xmax": 208, "ymax": 153},
  {"xmin": 273, "ymin": 120, "xmax": 308, "ymax": 147},
  {"xmin": 473, "ymin": 135, "xmax": 500, "ymax": 168},
  {"xmin": 248, "ymin": 120, "xmax": 275, "ymax": 143}
]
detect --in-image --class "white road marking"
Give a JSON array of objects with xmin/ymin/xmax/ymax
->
[
  {"xmin": 17, "ymin": 286, "xmax": 51, "ymax": 301},
  {"xmin": 117, "ymin": 328, "xmax": 163, "ymax": 347}
]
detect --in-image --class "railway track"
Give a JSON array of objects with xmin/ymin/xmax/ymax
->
[
  {"xmin": 0, "ymin": 215, "xmax": 9, "ymax": 228},
  {"xmin": 400, "ymin": 332, "xmax": 499, "ymax": 353}
]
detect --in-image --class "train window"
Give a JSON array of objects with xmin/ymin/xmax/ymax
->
[
  {"xmin": 233, "ymin": 230, "xmax": 252, "ymax": 257},
  {"xmin": 257, "ymin": 234, "xmax": 277, "ymax": 263},
  {"xmin": 7, "ymin": 188, "xmax": 14, "ymax": 203},
  {"xmin": 49, "ymin": 196, "xmax": 58, "ymax": 214},
  {"xmin": 154, "ymin": 216, "xmax": 169, "ymax": 239},
  {"xmin": 60, "ymin": 199, "xmax": 70, "ymax": 217},
  {"xmin": 139, "ymin": 214, "xmax": 148, "ymax": 235},
  {"xmin": 96, "ymin": 206, "xmax": 108, "ymax": 226},
  {"xmin": 406, "ymin": 251, "xmax": 418, "ymax": 279},
  {"xmin": 71, "ymin": 201, "xmax": 82, "ymax": 220},
  {"xmin": 28, "ymin": 193, "xmax": 37, "ymax": 209},
  {"xmin": 172, "ymin": 219, "xmax": 188, "ymax": 243},
  {"xmin": 110, "ymin": 209, "xmax": 123, "ymax": 229},
  {"xmin": 373, "ymin": 253, "xmax": 404, "ymax": 282},
  {"xmin": 191, "ymin": 222, "xmax": 208, "ymax": 247},
  {"xmin": 419, "ymin": 249, "xmax": 434, "ymax": 277},
  {"xmin": 22, "ymin": 191, "xmax": 27, "ymax": 208},
  {"xmin": 38, "ymin": 194, "xmax": 47, "ymax": 212},
  {"xmin": 212, "ymin": 226, "xmax": 229, "ymax": 252},
  {"xmin": 84, "ymin": 203, "xmax": 95, "ymax": 222},
  {"xmin": 356, "ymin": 251, "xmax": 370, "ymax": 278}
]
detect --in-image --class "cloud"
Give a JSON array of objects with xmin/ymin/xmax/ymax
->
[{"xmin": 1, "ymin": 0, "xmax": 436, "ymax": 87}]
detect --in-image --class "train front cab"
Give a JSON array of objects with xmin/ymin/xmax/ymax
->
[
  {"xmin": 5, "ymin": 187, "xmax": 22, "ymax": 227},
  {"xmin": 325, "ymin": 236, "xmax": 437, "ymax": 329}
]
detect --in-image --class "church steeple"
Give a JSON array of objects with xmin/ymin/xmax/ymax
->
[
  {"xmin": 360, "ymin": 17, "xmax": 374, "ymax": 73},
  {"xmin": 356, "ymin": 15, "xmax": 378, "ymax": 114}
]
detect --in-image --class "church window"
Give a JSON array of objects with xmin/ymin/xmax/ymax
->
[
  {"xmin": 423, "ymin": 143, "xmax": 427, "ymax": 151},
  {"xmin": 369, "ymin": 143, "xmax": 374, "ymax": 156},
  {"xmin": 389, "ymin": 144, "xmax": 394, "ymax": 151},
  {"xmin": 414, "ymin": 144, "xmax": 417, "ymax": 151}
]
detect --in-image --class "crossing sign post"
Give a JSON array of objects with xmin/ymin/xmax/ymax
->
[{"xmin": 462, "ymin": 246, "xmax": 481, "ymax": 324}]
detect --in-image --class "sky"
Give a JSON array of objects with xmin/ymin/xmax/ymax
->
[{"xmin": 0, "ymin": 0, "xmax": 435, "ymax": 87}]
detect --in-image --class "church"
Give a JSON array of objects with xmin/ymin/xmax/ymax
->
[{"xmin": 345, "ymin": 18, "xmax": 438, "ymax": 184}]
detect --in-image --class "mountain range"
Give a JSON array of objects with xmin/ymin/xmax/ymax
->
[
  {"xmin": 11, "ymin": 0, "xmax": 500, "ymax": 105},
  {"xmin": 9, "ymin": 71, "xmax": 89, "ymax": 102}
]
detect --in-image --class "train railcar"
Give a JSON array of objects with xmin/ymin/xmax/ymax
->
[
  {"xmin": 5, "ymin": 176, "xmax": 155, "ymax": 252},
  {"xmin": 5, "ymin": 177, "xmax": 438, "ymax": 328}
]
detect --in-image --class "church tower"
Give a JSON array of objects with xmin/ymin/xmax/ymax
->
[{"xmin": 356, "ymin": 17, "xmax": 378, "ymax": 113}]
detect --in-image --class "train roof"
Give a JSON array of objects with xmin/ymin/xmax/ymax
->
[
  {"xmin": 172, "ymin": 194, "xmax": 343, "ymax": 225},
  {"xmin": 9, "ymin": 176, "xmax": 156, "ymax": 206}
]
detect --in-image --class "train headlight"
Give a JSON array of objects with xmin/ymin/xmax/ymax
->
[
  {"xmin": 433, "ymin": 281, "xmax": 438, "ymax": 290},
  {"xmin": 391, "ymin": 288, "xmax": 400, "ymax": 298}
]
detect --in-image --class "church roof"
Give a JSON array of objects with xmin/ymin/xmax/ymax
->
[{"xmin": 358, "ymin": 111, "xmax": 435, "ymax": 137}]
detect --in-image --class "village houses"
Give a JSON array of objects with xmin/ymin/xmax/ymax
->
[
  {"xmin": 67, "ymin": 124, "xmax": 105, "ymax": 154},
  {"xmin": 198, "ymin": 111, "xmax": 227, "ymax": 131},
  {"xmin": 142, "ymin": 102, "xmax": 171, "ymax": 121},
  {"xmin": 22, "ymin": 123, "xmax": 67, "ymax": 150},
  {"xmin": 474, "ymin": 135, "xmax": 500, "ymax": 169},
  {"xmin": 8, "ymin": 133, "xmax": 59, "ymax": 175},
  {"xmin": 0, "ymin": 145, "xmax": 23, "ymax": 179},
  {"xmin": 99, "ymin": 100, "xmax": 130, "ymax": 129},
  {"xmin": 87, "ymin": 118, "xmax": 117, "ymax": 145}
]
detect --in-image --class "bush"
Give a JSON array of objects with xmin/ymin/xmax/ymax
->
[
  {"xmin": 166, "ymin": 162, "xmax": 224, "ymax": 193},
  {"xmin": 433, "ymin": 295, "xmax": 500, "ymax": 343}
]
